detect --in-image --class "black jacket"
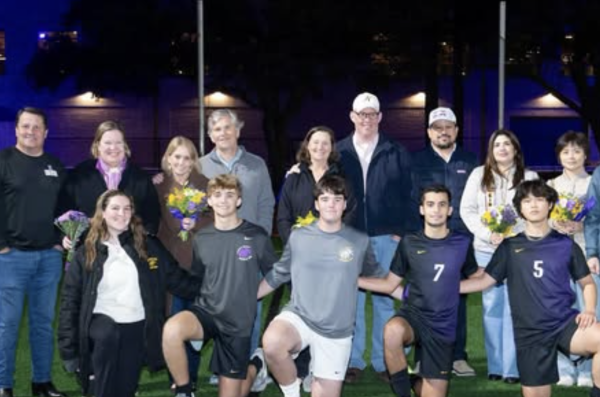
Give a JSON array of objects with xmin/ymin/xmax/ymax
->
[
  {"xmin": 58, "ymin": 233, "xmax": 199, "ymax": 393},
  {"xmin": 409, "ymin": 145, "xmax": 478, "ymax": 233},
  {"xmin": 276, "ymin": 162, "xmax": 355, "ymax": 244},
  {"xmin": 57, "ymin": 159, "xmax": 161, "ymax": 234},
  {"xmin": 337, "ymin": 133, "xmax": 412, "ymax": 236}
]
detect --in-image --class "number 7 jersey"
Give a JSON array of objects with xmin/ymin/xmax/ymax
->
[{"xmin": 391, "ymin": 230, "xmax": 478, "ymax": 342}]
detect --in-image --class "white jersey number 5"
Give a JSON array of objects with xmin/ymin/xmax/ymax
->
[{"xmin": 533, "ymin": 260, "xmax": 544, "ymax": 278}]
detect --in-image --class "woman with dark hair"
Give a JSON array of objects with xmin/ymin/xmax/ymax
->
[
  {"xmin": 277, "ymin": 126, "xmax": 353, "ymax": 244},
  {"xmin": 58, "ymin": 120, "xmax": 160, "ymax": 236},
  {"xmin": 460, "ymin": 129, "xmax": 538, "ymax": 384},
  {"xmin": 58, "ymin": 190, "xmax": 198, "ymax": 397},
  {"xmin": 547, "ymin": 131, "xmax": 593, "ymax": 387}
]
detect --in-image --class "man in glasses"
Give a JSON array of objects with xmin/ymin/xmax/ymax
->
[
  {"xmin": 338, "ymin": 92, "xmax": 412, "ymax": 384},
  {"xmin": 409, "ymin": 107, "xmax": 478, "ymax": 378}
]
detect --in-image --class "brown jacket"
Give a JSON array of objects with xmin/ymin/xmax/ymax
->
[{"xmin": 155, "ymin": 170, "xmax": 212, "ymax": 270}]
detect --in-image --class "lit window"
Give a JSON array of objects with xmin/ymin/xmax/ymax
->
[{"xmin": 37, "ymin": 31, "xmax": 78, "ymax": 51}]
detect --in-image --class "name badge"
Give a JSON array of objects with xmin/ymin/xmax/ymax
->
[
  {"xmin": 456, "ymin": 169, "xmax": 466, "ymax": 174},
  {"xmin": 44, "ymin": 166, "xmax": 58, "ymax": 177}
]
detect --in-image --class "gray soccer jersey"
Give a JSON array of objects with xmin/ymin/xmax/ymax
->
[
  {"xmin": 191, "ymin": 221, "xmax": 277, "ymax": 336},
  {"xmin": 265, "ymin": 223, "xmax": 386, "ymax": 338}
]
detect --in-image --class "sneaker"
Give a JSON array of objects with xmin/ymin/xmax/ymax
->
[
  {"xmin": 250, "ymin": 348, "xmax": 271, "ymax": 392},
  {"xmin": 174, "ymin": 393, "xmax": 195, "ymax": 397},
  {"xmin": 452, "ymin": 360, "xmax": 476, "ymax": 377},
  {"xmin": 577, "ymin": 375, "xmax": 593, "ymax": 387},
  {"xmin": 208, "ymin": 374, "xmax": 219, "ymax": 386},
  {"xmin": 557, "ymin": 375, "xmax": 575, "ymax": 387},
  {"xmin": 410, "ymin": 361, "xmax": 420, "ymax": 375},
  {"xmin": 302, "ymin": 373, "xmax": 312, "ymax": 393}
]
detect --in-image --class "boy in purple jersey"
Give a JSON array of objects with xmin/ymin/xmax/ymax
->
[
  {"xmin": 359, "ymin": 185, "xmax": 480, "ymax": 397},
  {"xmin": 461, "ymin": 179, "xmax": 600, "ymax": 397}
]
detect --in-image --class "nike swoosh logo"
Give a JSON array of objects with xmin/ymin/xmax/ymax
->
[
  {"xmin": 244, "ymin": 236, "xmax": 253, "ymax": 241},
  {"xmin": 417, "ymin": 250, "xmax": 426, "ymax": 254},
  {"xmin": 515, "ymin": 248, "xmax": 525, "ymax": 253}
]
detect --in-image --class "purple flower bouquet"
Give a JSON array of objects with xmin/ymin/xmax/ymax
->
[{"xmin": 55, "ymin": 210, "xmax": 90, "ymax": 269}]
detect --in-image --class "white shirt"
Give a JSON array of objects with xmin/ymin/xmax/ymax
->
[
  {"xmin": 352, "ymin": 133, "xmax": 379, "ymax": 192},
  {"xmin": 93, "ymin": 241, "xmax": 145, "ymax": 323}
]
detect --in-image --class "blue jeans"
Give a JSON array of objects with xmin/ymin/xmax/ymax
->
[
  {"xmin": 556, "ymin": 274, "xmax": 599, "ymax": 379},
  {"xmin": 349, "ymin": 235, "xmax": 398, "ymax": 373},
  {"xmin": 475, "ymin": 251, "xmax": 518, "ymax": 378},
  {"xmin": 0, "ymin": 248, "xmax": 63, "ymax": 387}
]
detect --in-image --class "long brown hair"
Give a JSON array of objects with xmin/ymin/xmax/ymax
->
[
  {"xmin": 481, "ymin": 129, "xmax": 525, "ymax": 191},
  {"xmin": 84, "ymin": 190, "xmax": 147, "ymax": 270}
]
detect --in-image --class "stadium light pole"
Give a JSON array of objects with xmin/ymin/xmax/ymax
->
[{"xmin": 197, "ymin": 0, "xmax": 205, "ymax": 155}]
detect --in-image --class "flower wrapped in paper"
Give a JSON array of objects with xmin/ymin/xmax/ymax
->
[
  {"xmin": 481, "ymin": 204, "xmax": 518, "ymax": 236},
  {"xmin": 166, "ymin": 186, "xmax": 208, "ymax": 241},
  {"xmin": 550, "ymin": 193, "xmax": 596, "ymax": 222},
  {"xmin": 55, "ymin": 210, "xmax": 90, "ymax": 269}
]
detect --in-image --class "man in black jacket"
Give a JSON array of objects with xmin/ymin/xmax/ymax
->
[
  {"xmin": 339, "ymin": 93, "xmax": 412, "ymax": 384},
  {"xmin": 410, "ymin": 107, "xmax": 478, "ymax": 377}
]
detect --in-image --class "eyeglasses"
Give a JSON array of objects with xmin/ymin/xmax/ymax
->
[{"xmin": 354, "ymin": 111, "xmax": 380, "ymax": 120}]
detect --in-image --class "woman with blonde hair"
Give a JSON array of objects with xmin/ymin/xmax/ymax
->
[
  {"xmin": 154, "ymin": 135, "xmax": 211, "ymax": 391},
  {"xmin": 460, "ymin": 129, "xmax": 538, "ymax": 384},
  {"xmin": 58, "ymin": 190, "xmax": 199, "ymax": 397}
]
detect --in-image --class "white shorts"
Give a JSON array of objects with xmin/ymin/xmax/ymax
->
[{"xmin": 275, "ymin": 311, "xmax": 352, "ymax": 381}]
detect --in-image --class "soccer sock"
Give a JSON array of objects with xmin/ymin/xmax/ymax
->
[
  {"xmin": 279, "ymin": 378, "xmax": 301, "ymax": 397},
  {"xmin": 250, "ymin": 355, "xmax": 263, "ymax": 373},
  {"xmin": 175, "ymin": 383, "xmax": 192, "ymax": 395},
  {"xmin": 591, "ymin": 385, "xmax": 600, "ymax": 397},
  {"xmin": 390, "ymin": 369, "xmax": 411, "ymax": 397}
]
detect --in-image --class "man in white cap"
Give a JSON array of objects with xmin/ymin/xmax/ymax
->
[
  {"xmin": 409, "ymin": 106, "xmax": 479, "ymax": 377},
  {"xmin": 338, "ymin": 92, "xmax": 412, "ymax": 384}
]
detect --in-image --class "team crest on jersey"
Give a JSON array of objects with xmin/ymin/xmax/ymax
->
[
  {"xmin": 237, "ymin": 245, "xmax": 253, "ymax": 261},
  {"xmin": 338, "ymin": 246, "xmax": 354, "ymax": 262}
]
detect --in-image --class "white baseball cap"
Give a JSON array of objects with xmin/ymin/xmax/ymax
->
[
  {"xmin": 428, "ymin": 107, "xmax": 457, "ymax": 126},
  {"xmin": 352, "ymin": 93, "xmax": 380, "ymax": 113}
]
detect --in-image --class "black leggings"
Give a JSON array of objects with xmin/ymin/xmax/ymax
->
[{"xmin": 89, "ymin": 314, "xmax": 145, "ymax": 397}]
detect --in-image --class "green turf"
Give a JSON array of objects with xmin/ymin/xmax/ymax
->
[{"xmin": 11, "ymin": 289, "xmax": 592, "ymax": 396}]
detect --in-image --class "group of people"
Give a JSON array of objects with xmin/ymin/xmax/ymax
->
[{"xmin": 0, "ymin": 92, "xmax": 600, "ymax": 397}]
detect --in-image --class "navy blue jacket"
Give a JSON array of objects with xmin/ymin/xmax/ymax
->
[
  {"xmin": 410, "ymin": 145, "xmax": 477, "ymax": 233},
  {"xmin": 337, "ymin": 133, "xmax": 412, "ymax": 237}
]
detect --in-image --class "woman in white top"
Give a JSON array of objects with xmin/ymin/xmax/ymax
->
[
  {"xmin": 460, "ymin": 129, "xmax": 538, "ymax": 383},
  {"xmin": 58, "ymin": 190, "xmax": 199, "ymax": 397},
  {"xmin": 547, "ymin": 131, "xmax": 593, "ymax": 387}
]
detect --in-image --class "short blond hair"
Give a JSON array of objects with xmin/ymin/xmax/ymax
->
[{"xmin": 207, "ymin": 174, "xmax": 242, "ymax": 197}]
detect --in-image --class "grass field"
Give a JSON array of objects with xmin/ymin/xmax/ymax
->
[{"xmin": 11, "ymin": 291, "xmax": 593, "ymax": 396}]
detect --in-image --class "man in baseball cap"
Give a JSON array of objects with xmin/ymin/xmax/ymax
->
[
  {"xmin": 338, "ymin": 93, "xmax": 412, "ymax": 384},
  {"xmin": 410, "ymin": 106, "xmax": 479, "ymax": 378}
]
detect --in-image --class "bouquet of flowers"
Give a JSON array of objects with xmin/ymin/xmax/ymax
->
[
  {"xmin": 550, "ymin": 193, "xmax": 596, "ymax": 222},
  {"xmin": 293, "ymin": 210, "xmax": 317, "ymax": 229},
  {"xmin": 166, "ymin": 186, "xmax": 208, "ymax": 241},
  {"xmin": 55, "ymin": 210, "xmax": 90, "ymax": 269},
  {"xmin": 481, "ymin": 204, "xmax": 518, "ymax": 236}
]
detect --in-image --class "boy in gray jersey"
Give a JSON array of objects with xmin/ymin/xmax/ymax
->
[
  {"xmin": 162, "ymin": 175, "xmax": 276, "ymax": 397},
  {"xmin": 257, "ymin": 175, "xmax": 388, "ymax": 397}
]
